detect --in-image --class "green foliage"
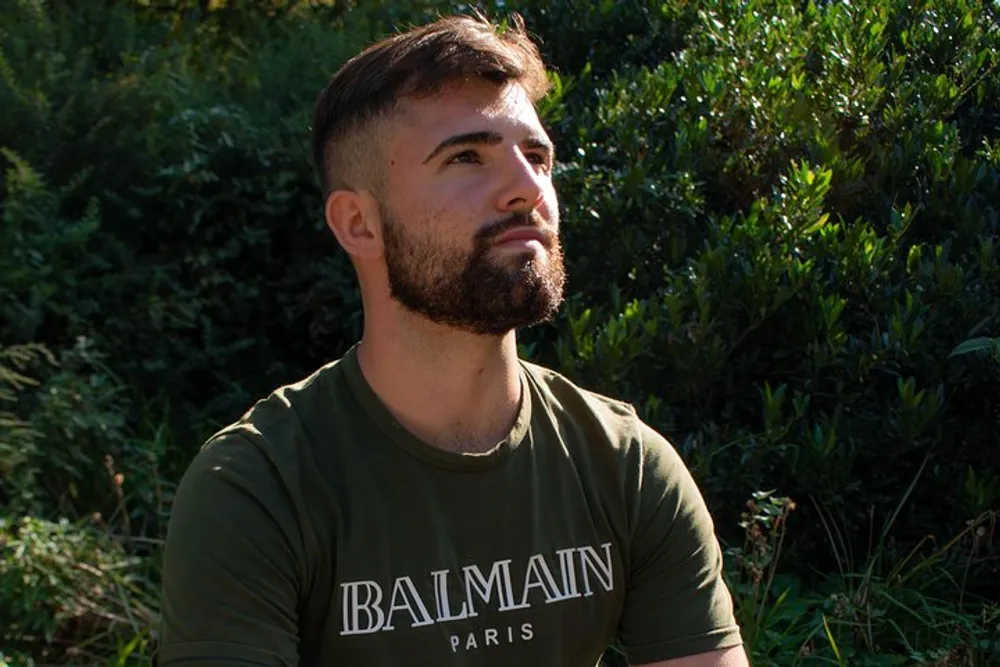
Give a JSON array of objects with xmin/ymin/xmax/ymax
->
[
  {"xmin": 0, "ymin": 337, "xmax": 132, "ymax": 519},
  {"xmin": 0, "ymin": 516, "xmax": 158, "ymax": 665},
  {"xmin": 1, "ymin": 0, "xmax": 999, "ymax": 664},
  {"xmin": 726, "ymin": 491, "xmax": 803, "ymax": 660},
  {"xmin": 723, "ymin": 492, "xmax": 1000, "ymax": 667},
  {"xmin": 0, "ymin": 343, "xmax": 55, "ymax": 514},
  {"xmin": 950, "ymin": 336, "xmax": 1000, "ymax": 366},
  {"xmin": 0, "ymin": 150, "xmax": 101, "ymax": 344},
  {"xmin": 1, "ymin": 0, "xmax": 373, "ymax": 430}
]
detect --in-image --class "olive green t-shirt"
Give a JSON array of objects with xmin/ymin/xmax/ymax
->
[{"xmin": 158, "ymin": 345, "xmax": 742, "ymax": 666}]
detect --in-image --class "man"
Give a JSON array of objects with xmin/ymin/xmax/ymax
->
[{"xmin": 158, "ymin": 12, "xmax": 748, "ymax": 667}]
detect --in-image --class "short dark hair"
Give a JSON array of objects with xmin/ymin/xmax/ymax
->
[{"xmin": 311, "ymin": 12, "xmax": 551, "ymax": 196}]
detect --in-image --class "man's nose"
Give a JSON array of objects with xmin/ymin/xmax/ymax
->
[{"xmin": 494, "ymin": 149, "xmax": 547, "ymax": 214}]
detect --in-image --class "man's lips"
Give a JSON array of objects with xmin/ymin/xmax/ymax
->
[{"xmin": 492, "ymin": 227, "xmax": 549, "ymax": 245}]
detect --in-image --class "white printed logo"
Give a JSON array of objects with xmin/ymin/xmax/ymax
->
[{"xmin": 339, "ymin": 542, "xmax": 615, "ymax": 652}]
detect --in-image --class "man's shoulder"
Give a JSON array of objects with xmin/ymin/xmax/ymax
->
[
  {"xmin": 201, "ymin": 355, "xmax": 351, "ymax": 459},
  {"xmin": 519, "ymin": 358, "xmax": 643, "ymax": 436},
  {"xmin": 521, "ymin": 358, "xmax": 636, "ymax": 412},
  {"xmin": 519, "ymin": 358, "xmax": 686, "ymax": 461}
]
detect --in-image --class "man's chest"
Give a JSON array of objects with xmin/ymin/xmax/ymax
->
[{"xmin": 307, "ymin": 449, "xmax": 629, "ymax": 665}]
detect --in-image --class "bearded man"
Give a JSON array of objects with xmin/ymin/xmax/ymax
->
[{"xmin": 158, "ymin": 12, "xmax": 749, "ymax": 667}]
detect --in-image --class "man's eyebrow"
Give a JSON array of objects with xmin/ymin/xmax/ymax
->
[
  {"xmin": 423, "ymin": 131, "xmax": 502, "ymax": 164},
  {"xmin": 523, "ymin": 136, "xmax": 555, "ymax": 155},
  {"xmin": 422, "ymin": 132, "xmax": 555, "ymax": 164}
]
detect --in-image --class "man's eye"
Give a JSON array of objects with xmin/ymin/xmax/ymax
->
[
  {"xmin": 526, "ymin": 153, "xmax": 553, "ymax": 173},
  {"xmin": 447, "ymin": 150, "xmax": 481, "ymax": 165}
]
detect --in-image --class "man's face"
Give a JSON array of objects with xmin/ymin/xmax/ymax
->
[{"xmin": 376, "ymin": 79, "xmax": 566, "ymax": 336}]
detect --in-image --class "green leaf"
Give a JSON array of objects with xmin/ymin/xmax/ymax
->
[{"xmin": 949, "ymin": 337, "xmax": 999, "ymax": 358}]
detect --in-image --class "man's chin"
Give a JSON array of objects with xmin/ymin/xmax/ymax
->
[{"xmin": 406, "ymin": 303, "xmax": 562, "ymax": 337}]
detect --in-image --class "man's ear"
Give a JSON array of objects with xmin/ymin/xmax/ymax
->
[{"xmin": 325, "ymin": 189, "xmax": 382, "ymax": 260}]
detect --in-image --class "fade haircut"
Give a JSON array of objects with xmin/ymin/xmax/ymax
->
[{"xmin": 311, "ymin": 12, "xmax": 551, "ymax": 197}]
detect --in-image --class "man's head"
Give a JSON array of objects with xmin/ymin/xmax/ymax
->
[{"xmin": 312, "ymin": 13, "xmax": 566, "ymax": 336}]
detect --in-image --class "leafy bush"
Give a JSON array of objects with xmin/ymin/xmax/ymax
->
[
  {"xmin": 722, "ymin": 492, "xmax": 1000, "ymax": 666},
  {"xmin": 0, "ymin": 516, "xmax": 158, "ymax": 665},
  {"xmin": 1, "ymin": 0, "xmax": 373, "ymax": 432}
]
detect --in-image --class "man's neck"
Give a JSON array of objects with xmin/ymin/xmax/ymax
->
[{"xmin": 356, "ymin": 311, "xmax": 523, "ymax": 454}]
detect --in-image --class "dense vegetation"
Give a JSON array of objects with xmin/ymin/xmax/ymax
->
[{"xmin": 1, "ymin": 0, "xmax": 998, "ymax": 665}]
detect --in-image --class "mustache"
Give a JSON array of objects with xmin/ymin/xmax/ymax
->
[{"xmin": 475, "ymin": 212, "xmax": 555, "ymax": 243}]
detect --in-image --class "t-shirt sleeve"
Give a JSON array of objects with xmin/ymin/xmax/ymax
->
[
  {"xmin": 617, "ymin": 421, "xmax": 743, "ymax": 664},
  {"xmin": 158, "ymin": 433, "xmax": 303, "ymax": 667}
]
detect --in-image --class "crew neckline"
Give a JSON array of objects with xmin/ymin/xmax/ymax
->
[{"xmin": 341, "ymin": 344, "xmax": 532, "ymax": 471}]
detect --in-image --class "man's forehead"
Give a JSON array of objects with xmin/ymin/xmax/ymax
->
[{"xmin": 390, "ymin": 81, "xmax": 547, "ymax": 147}]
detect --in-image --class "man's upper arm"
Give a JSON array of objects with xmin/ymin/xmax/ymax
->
[
  {"xmin": 158, "ymin": 434, "xmax": 304, "ymax": 667},
  {"xmin": 617, "ymin": 422, "xmax": 744, "ymax": 665}
]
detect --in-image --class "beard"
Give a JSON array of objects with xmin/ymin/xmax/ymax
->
[{"xmin": 381, "ymin": 205, "xmax": 566, "ymax": 336}]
